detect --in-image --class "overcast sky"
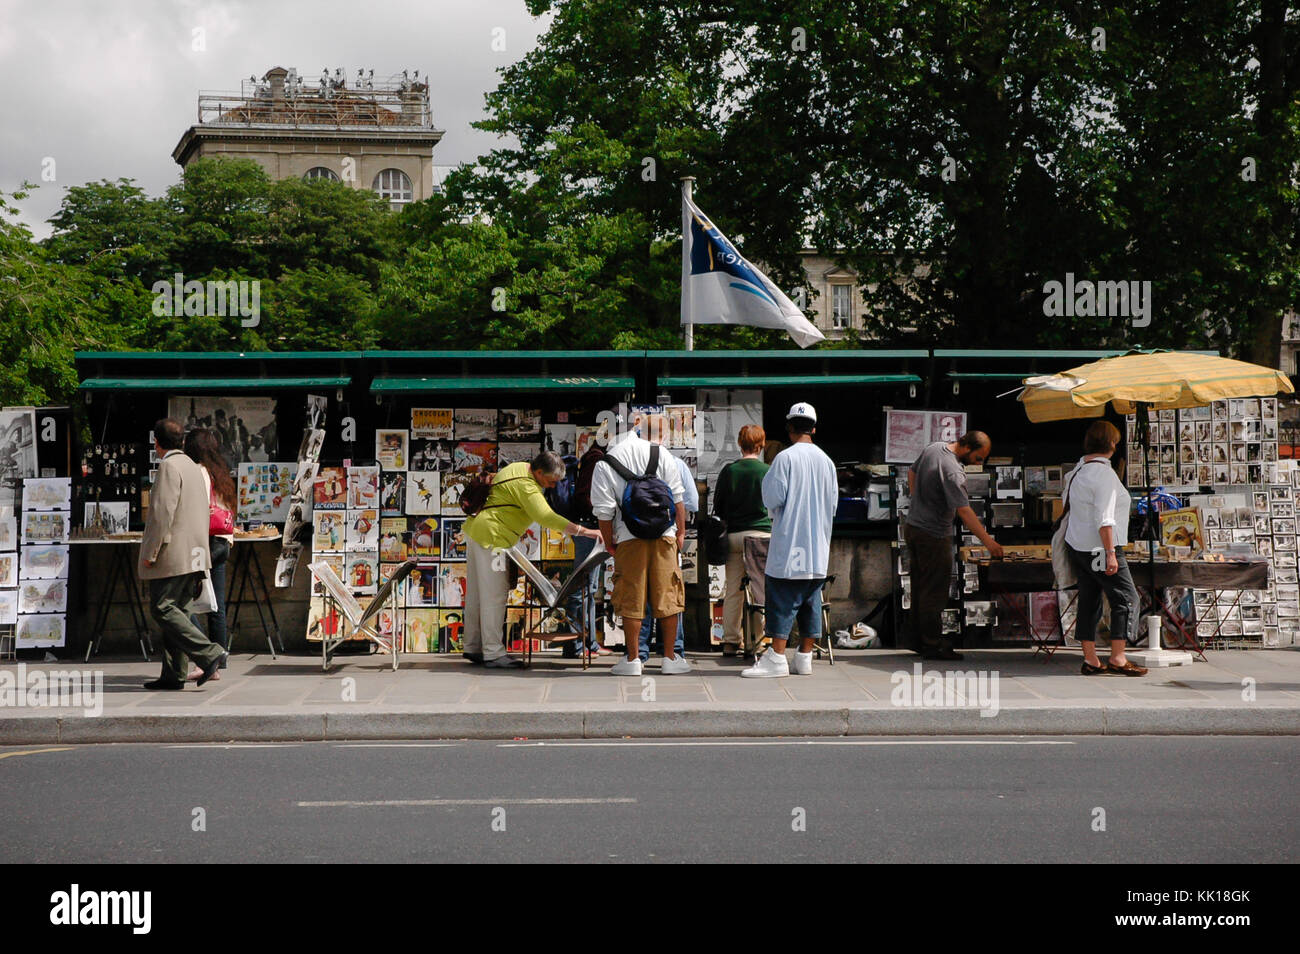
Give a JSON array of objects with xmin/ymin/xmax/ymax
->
[{"xmin": 0, "ymin": 0, "xmax": 549, "ymax": 238}]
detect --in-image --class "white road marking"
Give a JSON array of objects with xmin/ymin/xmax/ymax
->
[
  {"xmin": 0, "ymin": 747, "xmax": 74, "ymax": 760},
  {"xmin": 497, "ymin": 740, "xmax": 1076, "ymax": 748},
  {"xmin": 297, "ymin": 797, "xmax": 637, "ymax": 807}
]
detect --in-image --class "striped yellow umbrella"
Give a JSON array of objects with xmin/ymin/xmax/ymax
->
[{"xmin": 1019, "ymin": 350, "xmax": 1293, "ymax": 422}]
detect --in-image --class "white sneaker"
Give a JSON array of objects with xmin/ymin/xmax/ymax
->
[
  {"xmin": 793, "ymin": 651, "xmax": 813, "ymax": 675},
  {"xmin": 610, "ymin": 658, "xmax": 643, "ymax": 676},
  {"xmin": 661, "ymin": 655, "xmax": 692, "ymax": 675},
  {"xmin": 741, "ymin": 649, "xmax": 789, "ymax": 678}
]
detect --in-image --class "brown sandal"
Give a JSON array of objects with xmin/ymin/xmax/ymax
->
[
  {"xmin": 1080, "ymin": 661, "xmax": 1109, "ymax": 676},
  {"xmin": 1105, "ymin": 659, "xmax": 1147, "ymax": 676}
]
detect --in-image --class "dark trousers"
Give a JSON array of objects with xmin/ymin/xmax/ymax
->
[
  {"xmin": 1067, "ymin": 546, "xmax": 1138, "ymax": 645},
  {"xmin": 904, "ymin": 523, "xmax": 954, "ymax": 653},
  {"xmin": 151, "ymin": 573, "xmax": 224, "ymax": 684}
]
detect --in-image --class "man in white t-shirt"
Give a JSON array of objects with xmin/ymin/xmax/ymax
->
[{"xmin": 742, "ymin": 403, "xmax": 839, "ymax": 678}]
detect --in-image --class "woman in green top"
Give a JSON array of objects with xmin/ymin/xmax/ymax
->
[
  {"xmin": 712, "ymin": 426, "xmax": 772, "ymax": 656},
  {"xmin": 462, "ymin": 451, "xmax": 601, "ymax": 668}
]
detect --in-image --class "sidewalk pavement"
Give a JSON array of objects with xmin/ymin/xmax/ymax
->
[{"xmin": 2, "ymin": 647, "xmax": 1300, "ymax": 743}]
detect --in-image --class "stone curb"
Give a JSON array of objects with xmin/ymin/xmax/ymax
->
[{"xmin": 3, "ymin": 705, "xmax": 1300, "ymax": 744}]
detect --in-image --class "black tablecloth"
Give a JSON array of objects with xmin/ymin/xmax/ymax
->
[{"xmin": 985, "ymin": 558, "xmax": 1269, "ymax": 592}]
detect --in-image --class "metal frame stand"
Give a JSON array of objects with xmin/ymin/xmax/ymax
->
[
  {"xmin": 85, "ymin": 542, "xmax": 152, "ymax": 662},
  {"xmin": 228, "ymin": 541, "xmax": 282, "ymax": 657}
]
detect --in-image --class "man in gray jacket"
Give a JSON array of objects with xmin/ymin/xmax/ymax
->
[{"xmin": 140, "ymin": 418, "xmax": 223, "ymax": 689}]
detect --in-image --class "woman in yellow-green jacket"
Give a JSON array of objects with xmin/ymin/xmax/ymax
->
[{"xmin": 462, "ymin": 450, "xmax": 601, "ymax": 668}]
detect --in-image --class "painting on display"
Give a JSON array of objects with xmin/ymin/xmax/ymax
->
[
  {"xmin": 16, "ymin": 613, "xmax": 65, "ymax": 648},
  {"xmin": 22, "ymin": 477, "xmax": 71, "ymax": 511},
  {"xmin": 0, "ymin": 407, "xmax": 38, "ymax": 485},
  {"xmin": 543, "ymin": 424, "xmax": 577, "ymax": 457},
  {"xmin": 0, "ymin": 551, "xmax": 15, "ymax": 587},
  {"xmin": 498, "ymin": 409, "xmax": 541, "ymax": 441},
  {"xmin": 497, "ymin": 442, "xmax": 539, "ymax": 467},
  {"xmin": 454, "ymin": 441, "xmax": 497, "ymax": 475},
  {"xmin": 406, "ymin": 472, "xmax": 440, "ymax": 515},
  {"xmin": 237, "ymin": 462, "xmax": 296, "ymax": 523},
  {"xmin": 696, "ymin": 390, "xmax": 762, "ymax": 481},
  {"xmin": 375, "ymin": 430, "xmax": 409, "ymax": 470},
  {"xmin": 0, "ymin": 591, "xmax": 15, "ymax": 625},
  {"xmin": 0, "ymin": 513, "xmax": 15, "ymax": 550},
  {"xmin": 83, "ymin": 501, "xmax": 130, "ymax": 535},
  {"xmin": 22, "ymin": 511, "xmax": 68, "ymax": 545},
  {"xmin": 19, "ymin": 545, "xmax": 68, "ymax": 580},
  {"xmin": 18, "ymin": 577, "xmax": 67, "ymax": 614},
  {"xmin": 454, "ymin": 408, "xmax": 497, "ymax": 441},
  {"xmin": 169, "ymin": 396, "xmax": 278, "ymax": 465},
  {"xmin": 411, "ymin": 408, "xmax": 454, "ymax": 440}
]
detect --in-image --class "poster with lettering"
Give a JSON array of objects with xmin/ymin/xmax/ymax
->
[
  {"xmin": 884, "ymin": 410, "xmax": 968, "ymax": 463},
  {"xmin": 411, "ymin": 408, "xmax": 454, "ymax": 440}
]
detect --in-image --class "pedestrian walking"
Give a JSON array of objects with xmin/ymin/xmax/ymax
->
[
  {"xmin": 904, "ymin": 431, "xmax": 1003, "ymax": 660},
  {"xmin": 140, "ymin": 418, "xmax": 224, "ymax": 690},
  {"xmin": 183, "ymin": 427, "xmax": 235, "ymax": 678},
  {"xmin": 742, "ymin": 403, "xmax": 838, "ymax": 678}
]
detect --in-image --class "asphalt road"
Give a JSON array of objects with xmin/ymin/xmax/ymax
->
[{"xmin": 2, "ymin": 737, "xmax": 1296, "ymax": 864}]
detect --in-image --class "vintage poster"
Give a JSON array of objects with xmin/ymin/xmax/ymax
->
[
  {"xmin": 454, "ymin": 441, "xmax": 497, "ymax": 474},
  {"xmin": 0, "ymin": 408, "xmax": 38, "ymax": 490},
  {"xmin": 19, "ymin": 544, "xmax": 68, "ymax": 580},
  {"xmin": 310, "ymin": 553, "xmax": 345, "ymax": 597},
  {"xmin": 406, "ymin": 472, "xmax": 440, "ymax": 516},
  {"xmin": 22, "ymin": 511, "xmax": 69, "ymax": 545},
  {"xmin": 312, "ymin": 511, "xmax": 346, "ymax": 552},
  {"xmin": 540, "ymin": 526, "xmax": 573, "ymax": 561},
  {"xmin": 411, "ymin": 408, "xmax": 454, "ymax": 440},
  {"xmin": 438, "ymin": 562, "xmax": 468, "ymax": 607},
  {"xmin": 237, "ymin": 462, "xmax": 296, "ymax": 523},
  {"xmin": 314, "ymin": 467, "xmax": 347, "ymax": 510},
  {"xmin": 518, "ymin": 522, "xmax": 542, "ymax": 561},
  {"xmin": 22, "ymin": 477, "xmax": 71, "ymax": 511},
  {"xmin": 498, "ymin": 409, "xmax": 541, "ymax": 440},
  {"xmin": 346, "ymin": 551, "xmax": 379, "ymax": 595},
  {"xmin": 408, "ymin": 439, "xmax": 455, "ymax": 472},
  {"xmin": 375, "ymin": 430, "xmax": 409, "ymax": 470},
  {"xmin": 884, "ymin": 410, "xmax": 969, "ymax": 464},
  {"xmin": 1161, "ymin": 508, "xmax": 1205, "ymax": 551},
  {"xmin": 409, "ymin": 517, "xmax": 440, "ymax": 559},
  {"xmin": 347, "ymin": 465, "xmax": 380, "ymax": 509},
  {"xmin": 574, "ymin": 425, "xmax": 604, "ymax": 459},
  {"xmin": 406, "ymin": 565, "xmax": 439, "ymax": 607},
  {"xmin": 543, "ymin": 424, "xmax": 577, "ymax": 457},
  {"xmin": 665, "ymin": 405, "xmax": 697, "ymax": 449},
  {"xmin": 438, "ymin": 609, "xmax": 464, "ymax": 653},
  {"xmin": 306, "ymin": 596, "xmax": 346, "ymax": 642},
  {"xmin": 440, "ymin": 517, "xmax": 468, "ymax": 560},
  {"xmin": 454, "ymin": 408, "xmax": 497, "ymax": 441},
  {"xmin": 696, "ymin": 389, "xmax": 763, "ymax": 481},
  {"xmin": 498, "ymin": 442, "xmax": 540, "ymax": 467},
  {"xmin": 169, "ymin": 396, "xmax": 277, "ymax": 464},
  {"xmin": 440, "ymin": 473, "xmax": 470, "ymax": 515},
  {"xmin": 378, "ymin": 517, "xmax": 409, "ymax": 562},
  {"xmin": 346, "ymin": 509, "xmax": 379, "ymax": 551},
  {"xmin": 379, "ymin": 472, "xmax": 405, "ymax": 516},
  {"xmin": 405, "ymin": 608, "xmax": 440, "ymax": 653}
]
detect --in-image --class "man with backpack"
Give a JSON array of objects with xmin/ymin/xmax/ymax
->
[
  {"xmin": 553, "ymin": 431, "xmax": 613, "ymax": 658},
  {"xmin": 590, "ymin": 412, "xmax": 688, "ymax": 676}
]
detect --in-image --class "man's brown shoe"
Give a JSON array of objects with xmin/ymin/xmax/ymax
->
[
  {"xmin": 1106, "ymin": 659, "xmax": 1147, "ymax": 676},
  {"xmin": 1080, "ymin": 661, "xmax": 1109, "ymax": 676}
]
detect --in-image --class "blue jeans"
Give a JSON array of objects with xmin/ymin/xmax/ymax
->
[
  {"xmin": 638, "ymin": 608, "xmax": 684, "ymax": 661},
  {"xmin": 764, "ymin": 576, "xmax": 823, "ymax": 640},
  {"xmin": 562, "ymin": 534, "xmax": 602, "ymax": 653}
]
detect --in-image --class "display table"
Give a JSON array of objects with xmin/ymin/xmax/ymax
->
[{"xmin": 975, "ymin": 556, "xmax": 1269, "ymax": 660}]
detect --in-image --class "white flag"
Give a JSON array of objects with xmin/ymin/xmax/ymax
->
[{"xmin": 680, "ymin": 196, "xmax": 825, "ymax": 348}]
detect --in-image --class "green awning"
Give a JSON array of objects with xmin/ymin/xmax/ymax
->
[
  {"xmin": 657, "ymin": 373, "xmax": 920, "ymax": 388},
  {"xmin": 947, "ymin": 372, "xmax": 1037, "ymax": 380},
  {"xmin": 371, "ymin": 375, "xmax": 636, "ymax": 393},
  {"xmin": 80, "ymin": 377, "xmax": 350, "ymax": 391}
]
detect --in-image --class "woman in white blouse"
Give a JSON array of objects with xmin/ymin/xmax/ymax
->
[{"xmin": 1064, "ymin": 421, "xmax": 1147, "ymax": 676}]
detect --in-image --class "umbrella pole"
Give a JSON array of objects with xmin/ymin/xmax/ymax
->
[{"xmin": 1138, "ymin": 402, "xmax": 1158, "ymax": 643}]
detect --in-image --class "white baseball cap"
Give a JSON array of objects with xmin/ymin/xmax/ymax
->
[{"xmin": 786, "ymin": 402, "xmax": 817, "ymax": 423}]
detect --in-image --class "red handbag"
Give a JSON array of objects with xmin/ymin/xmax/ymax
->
[{"xmin": 209, "ymin": 483, "xmax": 235, "ymax": 535}]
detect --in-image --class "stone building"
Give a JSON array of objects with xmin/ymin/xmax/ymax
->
[{"xmin": 172, "ymin": 66, "xmax": 445, "ymax": 208}]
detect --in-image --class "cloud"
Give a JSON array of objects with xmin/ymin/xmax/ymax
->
[{"xmin": 0, "ymin": 0, "xmax": 547, "ymax": 238}]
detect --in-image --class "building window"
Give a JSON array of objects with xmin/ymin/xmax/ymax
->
[
  {"xmin": 373, "ymin": 168, "xmax": 413, "ymax": 206},
  {"xmin": 831, "ymin": 284, "xmax": 852, "ymax": 329},
  {"xmin": 303, "ymin": 166, "xmax": 340, "ymax": 182}
]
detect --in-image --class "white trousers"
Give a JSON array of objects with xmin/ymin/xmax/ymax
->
[{"xmin": 463, "ymin": 538, "xmax": 510, "ymax": 660}]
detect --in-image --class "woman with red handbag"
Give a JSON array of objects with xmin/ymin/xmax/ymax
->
[{"xmin": 184, "ymin": 428, "xmax": 237, "ymax": 672}]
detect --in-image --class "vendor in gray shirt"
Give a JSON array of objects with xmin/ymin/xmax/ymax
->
[{"xmin": 904, "ymin": 432, "xmax": 1003, "ymax": 660}]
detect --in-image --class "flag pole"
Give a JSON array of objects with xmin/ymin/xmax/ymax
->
[{"xmin": 680, "ymin": 176, "xmax": 695, "ymax": 352}]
